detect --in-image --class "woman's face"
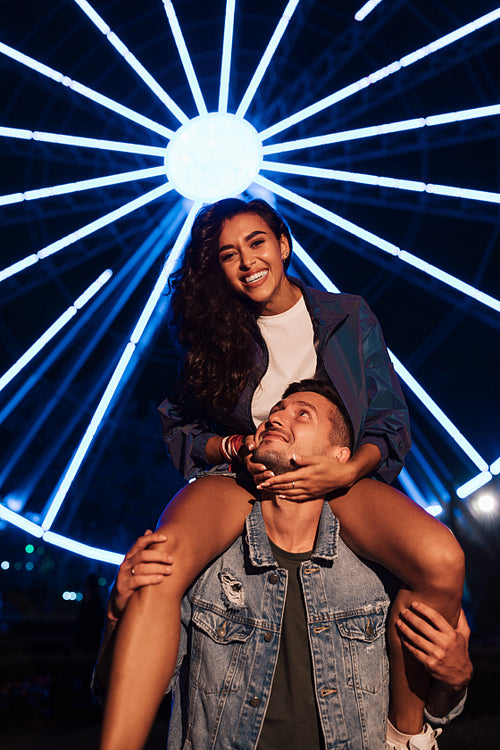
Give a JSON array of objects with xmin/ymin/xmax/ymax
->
[{"xmin": 217, "ymin": 212, "xmax": 296, "ymax": 315}]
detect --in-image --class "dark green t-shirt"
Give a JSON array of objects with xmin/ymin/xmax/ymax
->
[{"xmin": 256, "ymin": 540, "xmax": 325, "ymax": 750}]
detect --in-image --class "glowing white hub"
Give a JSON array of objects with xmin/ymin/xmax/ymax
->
[{"xmin": 164, "ymin": 113, "xmax": 262, "ymax": 202}]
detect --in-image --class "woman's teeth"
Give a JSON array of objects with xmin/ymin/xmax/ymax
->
[{"xmin": 244, "ymin": 270, "xmax": 268, "ymax": 284}]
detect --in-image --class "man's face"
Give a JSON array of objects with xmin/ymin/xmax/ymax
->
[{"xmin": 253, "ymin": 391, "xmax": 337, "ymax": 474}]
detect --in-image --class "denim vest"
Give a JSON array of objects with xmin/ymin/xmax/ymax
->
[{"xmin": 168, "ymin": 502, "xmax": 391, "ymax": 750}]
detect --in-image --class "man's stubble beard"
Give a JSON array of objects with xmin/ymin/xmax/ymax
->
[{"xmin": 252, "ymin": 446, "xmax": 293, "ymax": 476}]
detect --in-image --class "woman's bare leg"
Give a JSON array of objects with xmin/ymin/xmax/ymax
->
[
  {"xmin": 100, "ymin": 475, "xmax": 255, "ymax": 750},
  {"xmin": 329, "ymin": 478, "xmax": 465, "ymax": 735}
]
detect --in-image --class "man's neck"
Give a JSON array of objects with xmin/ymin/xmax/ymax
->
[{"xmin": 260, "ymin": 494, "xmax": 324, "ymax": 553}]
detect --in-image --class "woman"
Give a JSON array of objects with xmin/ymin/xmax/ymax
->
[{"xmin": 101, "ymin": 198, "xmax": 464, "ymax": 750}]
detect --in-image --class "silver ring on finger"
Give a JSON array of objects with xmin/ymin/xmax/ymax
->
[
  {"xmin": 131, "ymin": 567, "xmax": 136, "ymax": 576},
  {"xmin": 292, "ymin": 481, "xmax": 295, "ymax": 489}
]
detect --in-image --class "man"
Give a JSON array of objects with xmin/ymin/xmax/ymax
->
[{"xmin": 96, "ymin": 380, "xmax": 471, "ymax": 750}]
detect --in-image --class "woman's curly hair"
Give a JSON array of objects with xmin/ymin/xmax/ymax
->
[{"xmin": 169, "ymin": 198, "xmax": 293, "ymax": 409}]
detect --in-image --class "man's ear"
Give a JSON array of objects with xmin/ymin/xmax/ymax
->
[{"xmin": 332, "ymin": 446, "xmax": 351, "ymax": 464}]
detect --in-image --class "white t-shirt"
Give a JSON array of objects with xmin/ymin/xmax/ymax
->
[{"xmin": 251, "ymin": 295, "xmax": 317, "ymax": 428}]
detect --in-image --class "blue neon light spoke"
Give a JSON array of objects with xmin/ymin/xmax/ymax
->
[
  {"xmin": 289, "ymin": 237, "xmax": 490, "ymax": 475},
  {"xmin": 41, "ymin": 203, "xmax": 200, "ymax": 532},
  {"xmin": 389, "ymin": 355, "xmax": 489, "ymax": 472},
  {"xmin": 236, "ymin": 0, "xmax": 301, "ymax": 119},
  {"xmin": 0, "ymin": 503, "xmax": 125, "ymax": 562},
  {"xmin": 0, "ymin": 166, "xmax": 166, "ymax": 207},
  {"xmin": 456, "ymin": 471, "xmax": 493, "ymax": 499},
  {"xmin": 262, "ymin": 105, "xmax": 500, "ymax": 155},
  {"xmin": 255, "ymin": 174, "xmax": 500, "ymax": 314},
  {"xmin": 355, "ymin": 0, "xmax": 385, "ymax": 22},
  {"xmin": 255, "ymin": 174, "xmax": 399, "ymax": 254},
  {"xmin": 162, "ymin": 1, "xmax": 207, "ymax": 116},
  {"xmin": 0, "ymin": 505, "xmax": 44, "ymax": 537},
  {"xmin": 260, "ymin": 8, "xmax": 500, "ymax": 141},
  {"xmin": 0, "ymin": 182, "xmax": 174, "ymax": 283},
  {"xmin": 72, "ymin": 0, "xmax": 188, "ymax": 124},
  {"xmin": 0, "ymin": 41, "xmax": 174, "ymax": 139},
  {"xmin": 262, "ymin": 160, "xmax": 500, "ymax": 205},
  {"xmin": 41, "ymin": 531, "xmax": 124, "ymax": 565},
  {"xmin": 291, "ymin": 239, "xmax": 340, "ymax": 294},
  {"xmin": 0, "ymin": 270, "xmax": 112, "ymax": 393},
  {"xmin": 0, "ymin": 125, "xmax": 167, "ymax": 156},
  {"xmin": 397, "ymin": 468, "xmax": 430, "ymax": 510},
  {"xmin": 218, "ymin": 0, "xmax": 236, "ymax": 114}
]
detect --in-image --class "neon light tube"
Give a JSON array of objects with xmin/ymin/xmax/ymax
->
[
  {"xmin": 162, "ymin": 1, "xmax": 207, "ymax": 116},
  {"xmin": 397, "ymin": 468, "xmax": 429, "ymax": 509},
  {"xmin": 0, "ymin": 126, "xmax": 167, "ymax": 156},
  {"xmin": 262, "ymin": 160, "xmax": 426, "ymax": 192},
  {"xmin": 236, "ymin": 0, "xmax": 301, "ymax": 119},
  {"xmin": 42, "ymin": 342, "xmax": 135, "ymax": 530},
  {"xmin": 42, "ymin": 530, "xmax": 124, "ymax": 565},
  {"xmin": 262, "ymin": 160, "xmax": 500, "ymax": 204},
  {"xmin": 397, "ymin": 251, "xmax": 500, "ymax": 313},
  {"xmin": 0, "ymin": 270, "xmax": 112, "ymax": 393},
  {"xmin": 0, "ymin": 167, "xmax": 166, "ymax": 207},
  {"xmin": 256, "ymin": 174, "xmax": 500, "ymax": 314},
  {"xmin": 42, "ymin": 204, "xmax": 200, "ymax": 531},
  {"xmin": 218, "ymin": 0, "xmax": 236, "ymax": 113},
  {"xmin": 0, "ymin": 504, "xmax": 124, "ymax": 562},
  {"xmin": 456, "ymin": 471, "xmax": 493, "ymax": 498},
  {"xmin": 355, "ymin": 0, "xmax": 384, "ymax": 22},
  {"xmin": 490, "ymin": 457, "xmax": 500, "ymax": 475},
  {"xmin": 390, "ymin": 356, "xmax": 489, "ymax": 471},
  {"xmin": 255, "ymin": 173, "xmax": 400, "ymax": 254},
  {"xmin": 130, "ymin": 202, "xmax": 201, "ymax": 344},
  {"xmin": 0, "ymin": 504, "xmax": 43, "ymax": 537},
  {"xmin": 260, "ymin": 9, "xmax": 500, "ymax": 140},
  {"xmin": 0, "ymin": 182, "xmax": 174, "ymax": 283},
  {"xmin": 0, "ymin": 255, "xmax": 38, "ymax": 282},
  {"xmin": 291, "ymin": 239, "xmax": 340, "ymax": 293},
  {"xmin": 263, "ymin": 104, "xmax": 500, "ymax": 154},
  {"xmin": 72, "ymin": 0, "xmax": 187, "ymax": 124},
  {"xmin": 0, "ymin": 42, "xmax": 174, "ymax": 139}
]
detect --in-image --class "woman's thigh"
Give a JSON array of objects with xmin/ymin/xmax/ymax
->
[
  {"xmin": 157, "ymin": 475, "xmax": 256, "ymax": 577},
  {"xmin": 328, "ymin": 478, "xmax": 464, "ymax": 591}
]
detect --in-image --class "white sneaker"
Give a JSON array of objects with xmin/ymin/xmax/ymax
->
[
  {"xmin": 408, "ymin": 724, "xmax": 442, "ymax": 750},
  {"xmin": 386, "ymin": 723, "xmax": 442, "ymax": 750}
]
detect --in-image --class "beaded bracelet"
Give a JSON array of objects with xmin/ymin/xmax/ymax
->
[{"xmin": 220, "ymin": 434, "xmax": 245, "ymax": 463}]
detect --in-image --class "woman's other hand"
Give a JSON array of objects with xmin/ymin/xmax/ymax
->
[{"xmin": 107, "ymin": 530, "xmax": 174, "ymax": 622}]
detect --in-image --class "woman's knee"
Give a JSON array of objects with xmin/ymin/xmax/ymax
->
[{"xmin": 414, "ymin": 528, "xmax": 465, "ymax": 601}]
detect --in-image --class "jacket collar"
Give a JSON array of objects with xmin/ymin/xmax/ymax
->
[
  {"xmin": 289, "ymin": 277, "xmax": 348, "ymax": 334},
  {"xmin": 245, "ymin": 500, "xmax": 339, "ymax": 568}
]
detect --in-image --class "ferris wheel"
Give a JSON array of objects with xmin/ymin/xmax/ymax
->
[{"xmin": 0, "ymin": 0, "xmax": 499, "ymax": 564}]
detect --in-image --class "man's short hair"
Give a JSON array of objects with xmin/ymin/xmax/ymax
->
[{"xmin": 282, "ymin": 379, "xmax": 354, "ymax": 451}]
